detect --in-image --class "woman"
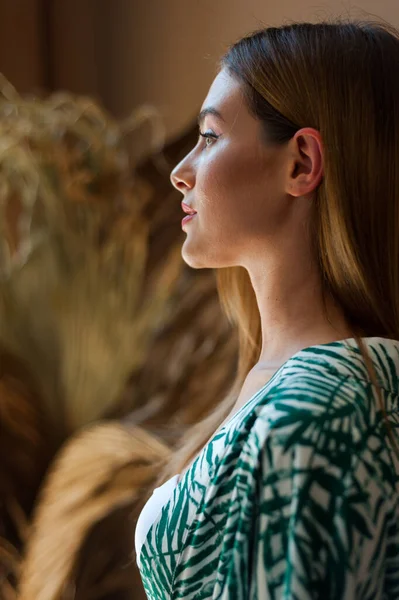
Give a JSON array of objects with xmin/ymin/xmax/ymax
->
[{"xmin": 135, "ymin": 20, "xmax": 399, "ymax": 599}]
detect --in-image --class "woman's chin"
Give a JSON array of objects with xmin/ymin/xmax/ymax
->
[
  {"xmin": 180, "ymin": 238, "xmax": 209, "ymax": 269},
  {"xmin": 181, "ymin": 248, "xmax": 207, "ymax": 269},
  {"xmin": 181, "ymin": 244, "xmax": 229, "ymax": 270}
]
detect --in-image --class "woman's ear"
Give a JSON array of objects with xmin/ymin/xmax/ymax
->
[{"xmin": 287, "ymin": 127, "xmax": 324, "ymax": 197}]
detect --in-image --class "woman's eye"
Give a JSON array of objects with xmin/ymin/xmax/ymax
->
[{"xmin": 199, "ymin": 130, "xmax": 219, "ymax": 148}]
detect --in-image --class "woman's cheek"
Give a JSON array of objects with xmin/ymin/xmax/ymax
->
[{"xmin": 197, "ymin": 146, "xmax": 246, "ymax": 214}]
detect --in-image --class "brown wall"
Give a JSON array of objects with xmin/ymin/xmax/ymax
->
[{"xmin": 0, "ymin": 0, "xmax": 44, "ymax": 93}]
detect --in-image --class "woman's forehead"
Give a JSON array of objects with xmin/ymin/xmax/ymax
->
[
  {"xmin": 200, "ymin": 70, "xmax": 243, "ymax": 122},
  {"xmin": 200, "ymin": 69, "xmax": 258, "ymax": 136}
]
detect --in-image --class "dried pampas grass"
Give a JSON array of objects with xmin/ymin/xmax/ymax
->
[
  {"xmin": 18, "ymin": 423, "xmax": 171, "ymax": 600},
  {"xmin": 0, "ymin": 76, "xmax": 183, "ymax": 598},
  {"xmin": 0, "ymin": 74, "xmax": 238, "ymax": 599}
]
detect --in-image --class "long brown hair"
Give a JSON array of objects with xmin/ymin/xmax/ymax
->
[{"xmin": 156, "ymin": 19, "xmax": 399, "ymax": 485}]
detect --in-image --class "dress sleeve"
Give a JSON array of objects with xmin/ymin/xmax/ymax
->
[{"xmin": 240, "ymin": 398, "xmax": 379, "ymax": 600}]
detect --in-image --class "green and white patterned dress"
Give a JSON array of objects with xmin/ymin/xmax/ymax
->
[{"xmin": 137, "ymin": 337, "xmax": 399, "ymax": 599}]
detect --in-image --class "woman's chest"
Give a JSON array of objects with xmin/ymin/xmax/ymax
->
[
  {"xmin": 137, "ymin": 385, "xmax": 269, "ymax": 599},
  {"xmin": 138, "ymin": 429, "xmax": 229, "ymax": 599}
]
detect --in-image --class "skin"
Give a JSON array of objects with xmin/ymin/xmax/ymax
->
[{"xmin": 170, "ymin": 67, "xmax": 353, "ymax": 376}]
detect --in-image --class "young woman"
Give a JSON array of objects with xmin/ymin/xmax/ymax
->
[{"xmin": 135, "ymin": 20, "xmax": 399, "ymax": 598}]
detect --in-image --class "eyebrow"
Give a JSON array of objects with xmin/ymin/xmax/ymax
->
[{"xmin": 197, "ymin": 107, "xmax": 225, "ymax": 128}]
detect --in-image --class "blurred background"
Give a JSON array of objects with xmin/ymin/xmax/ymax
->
[
  {"xmin": 3, "ymin": 0, "xmax": 399, "ymax": 148},
  {"xmin": 1, "ymin": 1, "xmax": 399, "ymax": 599}
]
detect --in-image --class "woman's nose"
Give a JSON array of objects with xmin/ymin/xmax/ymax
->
[{"xmin": 170, "ymin": 159, "xmax": 194, "ymax": 193}]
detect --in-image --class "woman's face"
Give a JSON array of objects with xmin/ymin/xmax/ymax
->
[{"xmin": 170, "ymin": 68, "xmax": 295, "ymax": 270}]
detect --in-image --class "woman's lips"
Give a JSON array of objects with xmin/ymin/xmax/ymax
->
[
  {"xmin": 181, "ymin": 201, "xmax": 197, "ymax": 215},
  {"xmin": 182, "ymin": 213, "xmax": 197, "ymax": 228}
]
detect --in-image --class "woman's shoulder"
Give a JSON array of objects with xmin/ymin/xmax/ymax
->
[
  {"xmin": 274, "ymin": 336, "xmax": 399, "ymax": 393},
  {"xmin": 259, "ymin": 363, "xmax": 370, "ymax": 427},
  {"xmin": 256, "ymin": 335, "xmax": 399, "ymax": 425},
  {"xmin": 243, "ymin": 340, "xmax": 399, "ymax": 495},
  {"xmin": 248, "ymin": 368, "xmax": 367, "ymax": 466}
]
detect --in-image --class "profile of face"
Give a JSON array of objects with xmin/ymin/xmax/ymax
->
[{"xmin": 170, "ymin": 68, "xmax": 323, "ymax": 271}]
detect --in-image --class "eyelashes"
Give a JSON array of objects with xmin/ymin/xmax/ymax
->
[{"xmin": 198, "ymin": 130, "xmax": 220, "ymax": 148}]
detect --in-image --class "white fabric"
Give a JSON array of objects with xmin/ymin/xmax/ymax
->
[{"xmin": 135, "ymin": 474, "xmax": 180, "ymax": 567}]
